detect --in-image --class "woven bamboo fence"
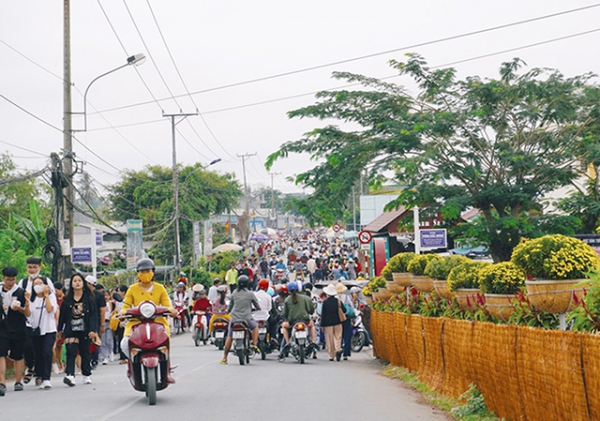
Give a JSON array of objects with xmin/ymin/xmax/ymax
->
[{"xmin": 370, "ymin": 310, "xmax": 600, "ymax": 421}]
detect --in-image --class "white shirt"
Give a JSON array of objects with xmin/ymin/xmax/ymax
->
[
  {"xmin": 252, "ymin": 290, "xmax": 272, "ymax": 321},
  {"xmin": 28, "ymin": 294, "xmax": 58, "ymax": 335},
  {"xmin": 18, "ymin": 276, "xmax": 55, "ymax": 295},
  {"xmin": 207, "ymin": 285, "xmax": 219, "ymax": 303}
]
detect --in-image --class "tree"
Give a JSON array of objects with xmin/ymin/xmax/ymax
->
[
  {"xmin": 108, "ymin": 164, "xmax": 242, "ymax": 264},
  {"xmin": 267, "ymin": 55, "xmax": 597, "ymax": 261}
]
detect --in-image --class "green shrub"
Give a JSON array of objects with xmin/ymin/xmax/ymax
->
[
  {"xmin": 424, "ymin": 255, "xmax": 469, "ymax": 280},
  {"xmin": 387, "ymin": 252, "xmax": 416, "ymax": 273},
  {"xmin": 479, "ymin": 262, "xmax": 525, "ymax": 295},
  {"xmin": 447, "ymin": 261, "xmax": 490, "ymax": 291},
  {"xmin": 407, "ymin": 254, "xmax": 442, "ymax": 276}
]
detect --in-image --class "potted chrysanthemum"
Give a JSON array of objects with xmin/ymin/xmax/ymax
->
[
  {"xmin": 479, "ymin": 262, "xmax": 525, "ymax": 321},
  {"xmin": 406, "ymin": 254, "xmax": 442, "ymax": 292},
  {"xmin": 511, "ymin": 234, "xmax": 599, "ymax": 314},
  {"xmin": 424, "ymin": 255, "xmax": 470, "ymax": 300},
  {"xmin": 387, "ymin": 252, "xmax": 416, "ymax": 287},
  {"xmin": 447, "ymin": 261, "xmax": 491, "ymax": 309}
]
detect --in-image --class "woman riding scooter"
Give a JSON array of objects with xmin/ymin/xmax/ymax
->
[
  {"xmin": 279, "ymin": 281, "xmax": 315, "ymax": 360},
  {"xmin": 220, "ymin": 276, "xmax": 260, "ymax": 365}
]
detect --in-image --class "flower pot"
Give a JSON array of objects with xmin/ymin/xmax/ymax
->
[
  {"xmin": 386, "ymin": 281, "xmax": 400, "ymax": 294},
  {"xmin": 410, "ymin": 275, "xmax": 434, "ymax": 293},
  {"xmin": 372, "ymin": 291, "xmax": 381, "ymax": 301},
  {"xmin": 525, "ymin": 279, "xmax": 587, "ymax": 314},
  {"xmin": 393, "ymin": 272, "xmax": 412, "ymax": 287},
  {"xmin": 433, "ymin": 280, "xmax": 454, "ymax": 300},
  {"xmin": 454, "ymin": 288, "xmax": 482, "ymax": 310},
  {"xmin": 378, "ymin": 288, "xmax": 393, "ymax": 300},
  {"xmin": 365, "ymin": 296, "xmax": 374, "ymax": 306},
  {"xmin": 485, "ymin": 293, "xmax": 516, "ymax": 322}
]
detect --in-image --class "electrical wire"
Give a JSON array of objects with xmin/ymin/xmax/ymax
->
[
  {"xmin": 0, "ymin": 93, "xmax": 63, "ymax": 133},
  {"xmin": 0, "ymin": 38, "xmax": 64, "ymax": 82},
  {"xmin": 92, "ymin": 3, "xmax": 600, "ymax": 115},
  {"xmin": 0, "ymin": 139, "xmax": 50, "ymax": 157}
]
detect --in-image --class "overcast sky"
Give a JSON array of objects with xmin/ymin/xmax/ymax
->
[{"xmin": 2, "ymin": 1, "xmax": 600, "ymax": 197}]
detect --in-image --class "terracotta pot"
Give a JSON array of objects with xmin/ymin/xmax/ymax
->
[
  {"xmin": 525, "ymin": 279, "xmax": 588, "ymax": 314},
  {"xmin": 393, "ymin": 272, "xmax": 411, "ymax": 287},
  {"xmin": 410, "ymin": 275, "xmax": 434, "ymax": 293},
  {"xmin": 454, "ymin": 288, "xmax": 483, "ymax": 310},
  {"xmin": 433, "ymin": 280, "xmax": 454, "ymax": 300},
  {"xmin": 485, "ymin": 293, "xmax": 516, "ymax": 322}
]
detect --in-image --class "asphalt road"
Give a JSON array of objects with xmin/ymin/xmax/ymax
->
[{"xmin": 1, "ymin": 332, "xmax": 448, "ymax": 421}]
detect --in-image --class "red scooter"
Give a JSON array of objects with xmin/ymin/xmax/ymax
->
[
  {"xmin": 124, "ymin": 301, "xmax": 172, "ymax": 406},
  {"xmin": 173, "ymin": 300, "xmax": 186, "ymax": 335}
]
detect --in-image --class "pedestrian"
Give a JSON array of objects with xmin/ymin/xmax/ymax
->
[
  {"xmin": 207, "ymin": 278, "xmax": 220, "ymax": 303},
  {"xmin": 86, "ymin": 277, "xmax": 106, "ymax": 369},
  {"xmin": 335, "ymin": 282, "xmax": 353, "ymax": 360},
  {"xmin": 52, "ymin": 282, "xmax": 65, "ymax": 374},
  {"xmin": 320, "ymin": 284, "xmax": 345, "ymax": 362},
  {"xmin": 0, "ymin": 266, "xmax": 30, "ymax": 396},
  {"xmin": 225, "ymin": 262, "xmax": 238, "ymax": 289},
  {"xmin": 28, "ymin": 276, "xmax": 57, "ymax": 389},
  {"xmin": 58, "ymin": 273, "xmax": 99, "ymax": 387},
  {"xmin": 99, "ymin": 289, "xmax": 114, "ymax": 365}
]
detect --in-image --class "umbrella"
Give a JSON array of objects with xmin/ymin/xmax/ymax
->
[
  {"xmin": 249, "ymin": 233, "xmax": 269, "ymax": 242},
  {"xmin": 211, "ymin": 243, "xmax": 243, "ymax": 254}
]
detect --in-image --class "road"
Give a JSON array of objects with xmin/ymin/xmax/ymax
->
[{"xmin": 1, "ymin": 333, "xmax": 448, "ymax": 421}]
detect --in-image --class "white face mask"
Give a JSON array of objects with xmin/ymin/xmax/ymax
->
[
  {"xmin": 29, "ymin": 272, "xmax": 40, "ymax": 279},
  {"xmin": 34, "ymin": 285, "xmax": 45, "ymax": 294}
]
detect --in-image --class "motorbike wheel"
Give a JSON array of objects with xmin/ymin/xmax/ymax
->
[
  {"xmin": 298, "ymin": 345, "xmax": 305, "ymax": 364},
  {"xmin": 259, "ymin": 340, "xmax": 266, "ymax": 360},
  {"xmin": 351, "ymin": 331, "xmax": 367, "ymax": 353},
  {"xmin": 174, "ymin": 318, "xmax": 181, "ymax": 335},
  {"xmin": 145, "ymin": 366, "xmax": 157, "ymax": 406},
  {"xmin": 217, "ymin": 339, "xmax": 224, "ymax": 351},
  {"xmin": 194, "ymin": 328, "xmax": 200, "ymax": 347},
  {"xmin": 237, "ymin": 349, "xmax": 245, "ymax": 366}
]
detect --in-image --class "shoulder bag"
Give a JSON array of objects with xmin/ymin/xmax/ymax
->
[
  {"xmin": 31, "ymin": 298, "xmax": 45, "ymax": 337},
  {"xmin": 338, "ymin": 298, "xmax": 347, "ymax": 322}
]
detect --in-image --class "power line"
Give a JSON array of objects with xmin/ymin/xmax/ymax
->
[
  {"xmin": 0, "ymin": 139, "xmax": 51, "ymax": 157},
  {"xmin": 0, "ymin": 38, "xmax": 64, "ymax": 82},
  {"xmin": 0, "ymin": 93, "xmax": 64, "ymax": 133},
  {"xmin": 92, "ymin": 3, "xmax": 600, "ymax": 115}
]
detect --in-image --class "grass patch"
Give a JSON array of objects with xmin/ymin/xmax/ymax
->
[
  {"xmin": 6, "ymin": 367, "xmax": 14, "ymax": 380},
  {"xmin": 381, "ymin": 365, "xmax": 501, "ymax": 421}
]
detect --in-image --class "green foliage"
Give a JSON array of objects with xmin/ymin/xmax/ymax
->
[
  {"xmin": 451, "ymin": 384, "xmax": 494, "ymax": 419},
  {"xmin": 407, "ymin": 254, "xmax": 442, "ymax": 276},
  {"xmin": 508, "ymin": 290, "xmax": 559, "ymax": 329},
  {"xmin": 387, "ymin": 252, "xmax": 416, "ymax": 273},
  {"xmin": 268, "ymin": 55, "xmax": 598, "ymax": 262},
  {"xmin": 424, "ymin": 255, "xmax": 470, "ymax": 280},
  {"xmin": 479, "ymin": 262, "xmax": 525, "ymax": 295},
  {"xmin": 209, "ymin": 251, "xmax": 242, "ymax": 273},
  {"xmin": 381, "ymin": 264, "xmax": 393, "ymax": 281},
  {"xmin": 448, "ymin": 261, "xmax": 491, "ymax": 291},
  {"xmin": 0, "ymin": 233, "xmax": 28, "ymax": 276},
  {"xmin": 568, "ymin": 272, "xmax": 600, "ymax": 332},
  {"xmin": 419, "ymin": 291, "xmax": 450, "ymax": 317},
  {"xmin": 511, "ymin": 234, "xmax": 599, "ymax": 280}
]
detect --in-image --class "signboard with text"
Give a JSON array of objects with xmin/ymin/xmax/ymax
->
[
  {"xmin": 72, "ymin": 247, "xmax": 92, "ymax": 263},
  {"xmin": 126, "ymin": 219, "xmax": 144, "ymax": 270},
  {"xmin": 420, "ymin": 229, "xmax": 447, "ymax": 250}
]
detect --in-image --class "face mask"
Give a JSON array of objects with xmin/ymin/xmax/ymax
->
[
  {"xmin": 34, "ymin": 285, "xmax": 45, "ymax": 294},
  {"xmin": 138, "ymin": 272, "xmax": 153, "ymax": 284},
  {"xmin": 29, "ymin": 272, "xmax": 40, "ymax": 279}
]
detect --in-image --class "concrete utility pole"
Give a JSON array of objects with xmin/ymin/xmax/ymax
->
[
  {"xmin": 269, "ymin": 172, "xmax": 281, "ymax": 228},
  {"xmin": 237, "ymin": 152, "xmax": 256, "ymax": 238},
  {"xmin": 164, "ymin": 112, "xmax": 198, "ymax": 273}
]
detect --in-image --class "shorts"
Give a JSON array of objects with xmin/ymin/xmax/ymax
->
[
  {"xmin": 0, "ymin": 330, "xmax": 25, "ymax": 360},
  {"xmin": 227, "ymin": 319, "xmax": 257, "ymax": 337}
]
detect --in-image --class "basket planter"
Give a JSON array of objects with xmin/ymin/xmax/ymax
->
[
  {"xmin": 410, "ymin": 275, "xmax": 434, "ymax": 292},
  {"xmin": 365, "ymin": 296, "xmax": 374, "ymax": 306},
  {"xmin": 525, "ymin": 279, "xmax": 587, "ymax": 314},
  {"xmin": 386, "ymin": 281, "xmax": 400, "ymax": 294},
  {"xmin": 485, "ymin": 293, "xmax": 516, "ymax": 322},
  {"xmin": 393, "ymin": 272, "xmax": 412, "ymax": 287},
  {"xmin": 433, "ymin": 280, "xmax": 454, "ymax": 300},
  {"xmin": 454, "ymin": 288, "xmax": 482, "ymax": 310},
  {"xmin": 372, "ymin": 291, "xmax": 381, "ymax": 301},
  {"xmin": 378, "ymin": 288, "xmax": 393, "ymax": 300}
]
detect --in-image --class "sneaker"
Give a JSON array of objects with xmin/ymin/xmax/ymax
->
[
  {"xmin": 102, "ymin": 358, "xmax": 108, "ymax": 365},
  {"xmin": 41, "ymin": 380, "xmax": 52, "ymax": 390},
  {"xmin": 52, "ymin": 363, "xmax": 60, "ymax": 374},
  {"xmin": 35, "ymin": 377, "xmax": 43, "ymax": 387},
  {"xmin": 63, "ymin": 376, "xmax": 76, "ymax": 387},
  {"xmin": 83, "ymin": 376, "xmax": 92, "ymax": 385},
  {"xmin": 335, "ymin": 351, "xmax": 342, "ymax": 362},
  {"xmin": 23, "ymin": 369, "xmax": 33, "ymax": 384},
  {"xmin": 14, "ymin": 382, "xmax": 23, "ymax": 391},
  {"xmin": 0, "ymin": 383, "xmax": 5, "ymax": 396},
  {"xmin": 343, "ymin": 356, "xmax": 348, "ymax": 361}
]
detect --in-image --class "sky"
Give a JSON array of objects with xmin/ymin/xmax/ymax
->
[{"xmin": 2, "ymin": 0, "xmax": 600, "ymax": 198}]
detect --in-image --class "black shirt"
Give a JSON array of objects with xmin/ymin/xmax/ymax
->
[{"xmin": 0, "ymin": 286, "xmax": 27, "ymax": 334}]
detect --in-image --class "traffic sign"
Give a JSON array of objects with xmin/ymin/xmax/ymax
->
[
  {"xmin": 358, "ymin": 230, "xmax": 373, "ymax": 244},
  {"xmin": 72, "ymin": 247, "xmax": 92, "ymax": 263},
  {"xmin": 333, "ymin": 223, "xmax": 342, "ymax": 233}
]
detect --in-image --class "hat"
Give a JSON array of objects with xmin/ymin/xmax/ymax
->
[
  {"xmin": 85, "ymin": 275, "xmax": 97, "ymax": 285},
  {"xmin": 323, "ymin": 284, "xmax": 338, "ymax": 296},
  {"xmin": 335, "ymin": 282, "xmax": 347, "ymax": 294},
  {"xmin": 217, "ymin": 285, "xmax": 228, "ymax": 292},
  {"xmin": 192, "ymin": 284, "xmax": 204, "ymax": 292}
]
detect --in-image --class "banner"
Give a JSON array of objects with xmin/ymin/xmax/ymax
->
[
  {"xmin": 126, "ymin": 219, "xmax": 144, "ymax": 270},
  {"xmin": 193, "ymin": 221, "xmax": 201, "ymax": 262},
  {"xmin": 203, "ymin": 220, "xmax": 213, "ymax": 256}
]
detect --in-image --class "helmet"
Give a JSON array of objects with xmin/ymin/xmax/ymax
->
[
  {"xmin": 238, "ymin": 275, "xmax": 250, "ymax": 289},
  {"xmin": 136, "ymin": 258, "xmax": 155, "ymax": 272},
  {"xmin": 267, "ymin": 287, "xmax": 275, "ymax": 297},
  {"xmin": 177, "ymin": 282, "xmax": 185, "ymax": 288},
  {"xmin": 350, "ymin": 286, "xmax": 361, "ymax": 294},
  {"xmin": 180, "ymin": 271, "xmax": 186, "ymax": 276},
  {"xmin": 279, "ymin": 284, "xmax": 289, "ymax": 294},
  {"xmin": 287, "ymin": 281, "xmax": 299, "ymax": 292},
  {"xmin": 217, "ymin": 285, "xmax": 228, "ymax": 292},
  {"xmin": 258, "ymin": 279, "xmax": 270, "ymax": 291}
]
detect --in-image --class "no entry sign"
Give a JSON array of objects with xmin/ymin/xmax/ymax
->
[{"xmin": 358, "ymin": 230, "xmax": 373, "ymax": 244}]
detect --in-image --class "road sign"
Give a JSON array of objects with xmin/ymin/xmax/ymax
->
[
  {"xmin": 358, "ymin": 230, "xmax": 373, "ymax": 244},
  {"xmin": 333, "ymin": 223, "xmax": 342, "ymax": 232},
  {"xmin": 95, "ymin": 230, "xmax": 103, "ymax": 246},
  {"xmin": 72, "ymin": 247, "xmax": 92, "ymax": 263},
  {"xmin": 420, "ymin": 229, "xmax": 447, "ymax": 250}
]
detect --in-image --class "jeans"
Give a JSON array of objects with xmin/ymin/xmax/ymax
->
[
  {"xmin": 341, "ymin": 319, "xmax": 352, "ymax": 357},
  {"xmin": 100, "ymin": 322, "xmax": 114, "ymax": 361},
  {"xmin": 32, "ymin": 332, "xmax": 56, "ymax": 381}
]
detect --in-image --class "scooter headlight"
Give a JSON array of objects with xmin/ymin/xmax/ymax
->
[{"xmin": 139, "ymin": 302, "xmax": 156, "ymax": 319}]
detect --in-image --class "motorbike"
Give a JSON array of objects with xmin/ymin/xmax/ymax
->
[
  {"xmin": 288, "ymin": 321, "xmax": 315, "ymax": 364},
  {"xmin": 272, "ymin": 268, "xmax": 287, "ymax": 284},
  {"xmin": 256, "ymin": 319, "xmax": 277, "ymax": 360},
  {"xmin": 211, "ymin": 317, "xmax": 229, "ymax": 350},
  {"xmin": 351, "ymin": 307, "xmax": 370, "ymax": 353},
  {"xmin": 192, "ymin": 311, "xmax": 209, "ymax": 346},
  {"xmin": 172, "ymin": 300, "xmax": 187, "ymax": 335},
  {"xmin": 123, "ymin": 301, "xmax": 171, "ymax": 406},
  {"xmin": 231, "ymin": 321, "xmax": 252, "ymax": 365}
]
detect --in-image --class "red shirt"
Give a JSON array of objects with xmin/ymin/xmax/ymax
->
[{"xmin": 193, "ymin": 298, "xmax": 212, "ymax": 313}]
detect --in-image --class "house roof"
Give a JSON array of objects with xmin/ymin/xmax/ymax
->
[{"xmin": 363, "ymin": 207, "xmax": 407, "ymax": 233}]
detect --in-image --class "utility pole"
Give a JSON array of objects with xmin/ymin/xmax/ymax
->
[
  {"xmin": 164, "ymin": 111, "xmax": 198, "ymax": 274},
  {"xmin": 237, "ymin": 152, "xmax": 256, "ymax": 239},
  {"xmin": 269, "ymin": 172, "xmax": 281, "ymax": 228},
  {"xmin": 62, "ymin": 0, "xmax": 74, "ymax": 280}
]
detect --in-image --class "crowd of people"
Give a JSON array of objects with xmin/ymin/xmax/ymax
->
[{"xmin": 0, "ymin": 231, "xmax": 369, "ymax": 396}]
